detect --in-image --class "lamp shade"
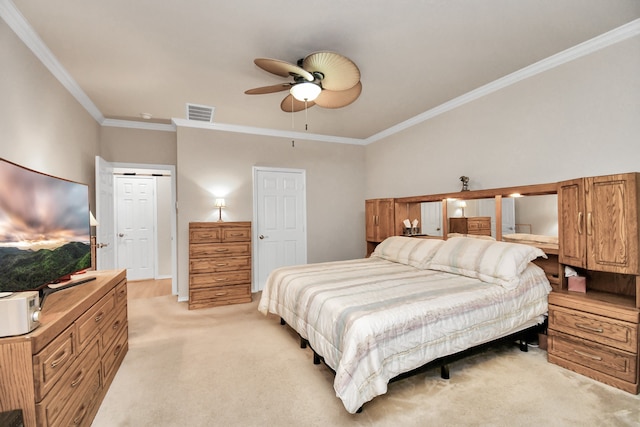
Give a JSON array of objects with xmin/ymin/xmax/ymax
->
[
  {"xmin": 215, "ymin": 198, "xmax": 226, "ymax": 208},
  {"xmin": 90, "ymin": 211, "xmax": 99, "ymax": 226},
  {"xmin": 290, "ymin": 82, "xmax": 321, "ymax": 102}
]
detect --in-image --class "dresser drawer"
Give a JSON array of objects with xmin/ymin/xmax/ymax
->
[
  {"xmin": 467, "ymin": 219, "xmax": 490, "ymax": 231},
  {"xmin": 549, "ymin": 305, "xmax": 638, "ymax": 353},
  {"xmin": 33, "ymin": 325, "xmax": 77, "ymax": 402},
  {"xmin": 190, "ymin": 242, "xmax": 251, "ymax": 258},
  {"xmin": 190, "ymin": 227, "xmax": 222, "ymax": 243},
  {"xmin": 54, "ymin": 360, "xmax": 103, "ymax": 427},
  {"xmin": 115, "ymin": 279, "xmax": 127, "ymax": 306},
  {"xmin": 103, "ymin": 326, "xmax": 128, "ymax": 384},
  {"xmin": 190, "ymin": 270, "xmax": 251, "ymax": 288},
  {"xmin": 222, "ymin": 227, "xmax": 251, "ymax": 242},
  {"xmin": 101, "ymin": 305, "xmax": 127, "ymax": 352},
  {"xmin": 190, "ymin": 283, "xmax": 251, "ymax": 306},
  {"xmin": 76, "ymin": 289, "xmax": 116, "ymax": 352},
  {"xmin": 190, "ymin": 256, "xmax": 251, "ymax": 274},
  {"xmin": 549, "ymin": 331, "xmax": 637, "ymax": 383},
  {"xmin": 36, "ymin": 337, "xmax": 101, "ymax": 427}
]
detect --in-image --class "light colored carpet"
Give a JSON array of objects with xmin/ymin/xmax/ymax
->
[{"xmin": 92, "ymin": 295, "xmax": 640, "ymax": 427}]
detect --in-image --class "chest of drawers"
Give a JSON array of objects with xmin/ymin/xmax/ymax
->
[
  {"xmin": 448, "ymin": 216, "xmax": 491, "ymax": 236},
  {"xmin": 189, "ymin": 222, "xmax": 252, "ymax": 309},
  {"xmin": 0, "ymin": 270, "xmax": 128, "ymax": 427}
]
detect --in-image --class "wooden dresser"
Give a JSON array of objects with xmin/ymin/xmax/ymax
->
[
  {"xmin": 188, "ymin": 222, "xmax": 252, "ymax": 309},
  {"xmin": 448, "ymin": 216, "xmax": 491, "ymax": 236},
  {"xmin": 0, "ymin": 270, "xmax": 128, "ymax": 427},
  {"xmin": 549, "ymin": 173, "xmax": 640, "ymax": 394}
]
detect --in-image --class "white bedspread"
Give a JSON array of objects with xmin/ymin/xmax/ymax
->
[{"xmin": 258, "ymin": 257, "xmax": 551, "ymax": 413}]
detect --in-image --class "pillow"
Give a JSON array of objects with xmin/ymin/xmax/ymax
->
[
  {"xmin": 428, "ymin": 237, "xmax": 547, "ymax": 289},
  {"xmin": 372, "ymin": 236, "xmax": 444, "ymax": 269}
]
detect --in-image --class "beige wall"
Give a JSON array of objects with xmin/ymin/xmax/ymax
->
[
  {"xmin": 176, "ymin": 127, "xmax": 366, "ymax": 300},
  {"xmin": 99, "ymin": 126, "xmax": 177, "ymax": 165},
  {"xmin": 0, "ymin": 19, "xmax": 99, "ymax": 202},
  {"xmin": 365, "ymin": 36, "xmax": 640, "ymax": 198}
]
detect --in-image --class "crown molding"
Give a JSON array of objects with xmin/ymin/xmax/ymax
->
[
  {"xmin": 102, "ymin": 118, "xmax": 176, "ymax": 132},
  {"xmin": 3, "ymin": 0, "xmax": 638, "ymax": 146},
  {"xmin": 0, "ymin": 0, "xmax": 104, "ymax": 123},
  {"xmin": 365, "ymin": 18, "xmax": 640, "ymax": 145},
  {"xmin": 171, "ymin": 118, "xmax": 366, "ymax": 145}
]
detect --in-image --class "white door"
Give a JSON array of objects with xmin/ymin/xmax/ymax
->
[
  {"xmin": 421, "ymin": 201, "xmax": 443, "ymax": 236},
  {"xmin": 253, "ymin": 167, "xmax": 307, "ymax": 292},
  {"xmin": 95, "ymin": 156, "xmax": 115, "ymax": 270},
  {"xmin": 115, "ymin": 176, "xmax": 156, "ymax": 281}
]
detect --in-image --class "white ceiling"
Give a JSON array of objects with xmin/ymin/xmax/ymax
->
[{"xmin": 5, "ymin": 0, "xmax": 640, "ymax": 141}]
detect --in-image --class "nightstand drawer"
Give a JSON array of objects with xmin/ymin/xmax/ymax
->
[
  {"xmin": 549, "ymin": 331, "xmax": 637, "ymax": 383},
  {"xmin": 549, "ymin": 305, "xmax": 637, "ymax": 353}
]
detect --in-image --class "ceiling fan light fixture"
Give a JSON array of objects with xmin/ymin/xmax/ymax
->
[{"xmin": 290, "ymin": 82, "xmax": 321, "ymax": 102}]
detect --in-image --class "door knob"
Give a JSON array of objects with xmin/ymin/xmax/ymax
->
[
  {"xmin": 259, "ymin": 235, "xmax": 265, "ymax": 239},
  {"xmin": 118, "ymin": 233, "xmax": 125, "ymax": 237}
]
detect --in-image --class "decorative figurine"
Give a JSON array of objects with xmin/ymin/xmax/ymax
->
[{"xmin": 460, "ymin": 176, "xmax": 470, "ymax": 191}]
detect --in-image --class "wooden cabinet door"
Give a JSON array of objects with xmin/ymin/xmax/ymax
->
[
  {"xmin": 559, "ymin": 178, "xmax": 586, "ymax": 268},
  {"xmin": 365, "ymin": 199, "xmax": 377, "ymax": 242},
  {"xmin": 586, "ymin": 174, "xmax": 639, "ymax": 274},
  {"xmin": 365, "ymin": 199, "xmax": 395, "ymax": 242},
  {"xmin": 376, "ymin": 199, "xmax": 395, "ymax": 241}
]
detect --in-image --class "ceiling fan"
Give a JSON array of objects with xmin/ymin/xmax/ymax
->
[{"xmin": 244, "ymin": 51, "xmax": 362, "ymax": 113}]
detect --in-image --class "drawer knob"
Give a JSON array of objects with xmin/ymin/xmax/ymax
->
[
  {"xmin": 70, "ymin": 370, "xmax": 85, "ymax": 388},
  {"xmin": 50, "ymin": 349, "xmax": 68, "ymax": 368},
  {"xmin": 73, "ymin": 404, "xmax": 88, "ymax": 425},
  {"xmin": 575, "ymin": 323, "xmax": 603, "ymax": 334}
]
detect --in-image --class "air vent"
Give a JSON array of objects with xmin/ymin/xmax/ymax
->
[{"xmin": 186, "ymin": 103, "xmax": 215, "ymax": 122}]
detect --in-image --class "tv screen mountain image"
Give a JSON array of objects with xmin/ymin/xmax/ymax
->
[{"xmin": 0, "ymin": 158, "xmax": 91, "ymax": 293}]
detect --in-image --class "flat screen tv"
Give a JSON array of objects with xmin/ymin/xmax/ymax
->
[{"xmin": 0, "ymin": 158, "xmax": 93, "ymax": 301}]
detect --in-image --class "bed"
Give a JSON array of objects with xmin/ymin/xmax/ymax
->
[{"xmin": 258, "ymin": 236, "xmax": 552, "ymax": 413}]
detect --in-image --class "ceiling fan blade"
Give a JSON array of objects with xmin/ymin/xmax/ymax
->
[
  {"xmin": 280, "ymin": 94, "xmax": 316, "ymax": 113},
  {"xmin": 244, "ymin": 83, "xmax": 292, "ymax": 95},
  {"xmin": 254, "ymin": 58, "xmax": 314, "ymax": 81},
  {"xmin": 314, "ymin": 82, "xmax": 362, "ymax": 109},
  {"xmin": 302, "ymin": 51, "xmax": 360, "ymax": 91}
]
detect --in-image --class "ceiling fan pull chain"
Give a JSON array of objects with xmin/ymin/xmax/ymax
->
[{"xmin": 305, "ymin": 100, "xmax": 308, "ymax": 131}]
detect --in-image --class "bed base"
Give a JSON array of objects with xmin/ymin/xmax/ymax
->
[{"xmin": 280, "ymin": 316, "xmax": 543, "ymax": 413}]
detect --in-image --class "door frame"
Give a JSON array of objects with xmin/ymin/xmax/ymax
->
[
  {"xmin": 101, "ymin": 160, "xmax": 177, "ymax": 295},
  {"xmin": 252, "ymin": 166, "xmax": 307, "ymax": 293}
]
